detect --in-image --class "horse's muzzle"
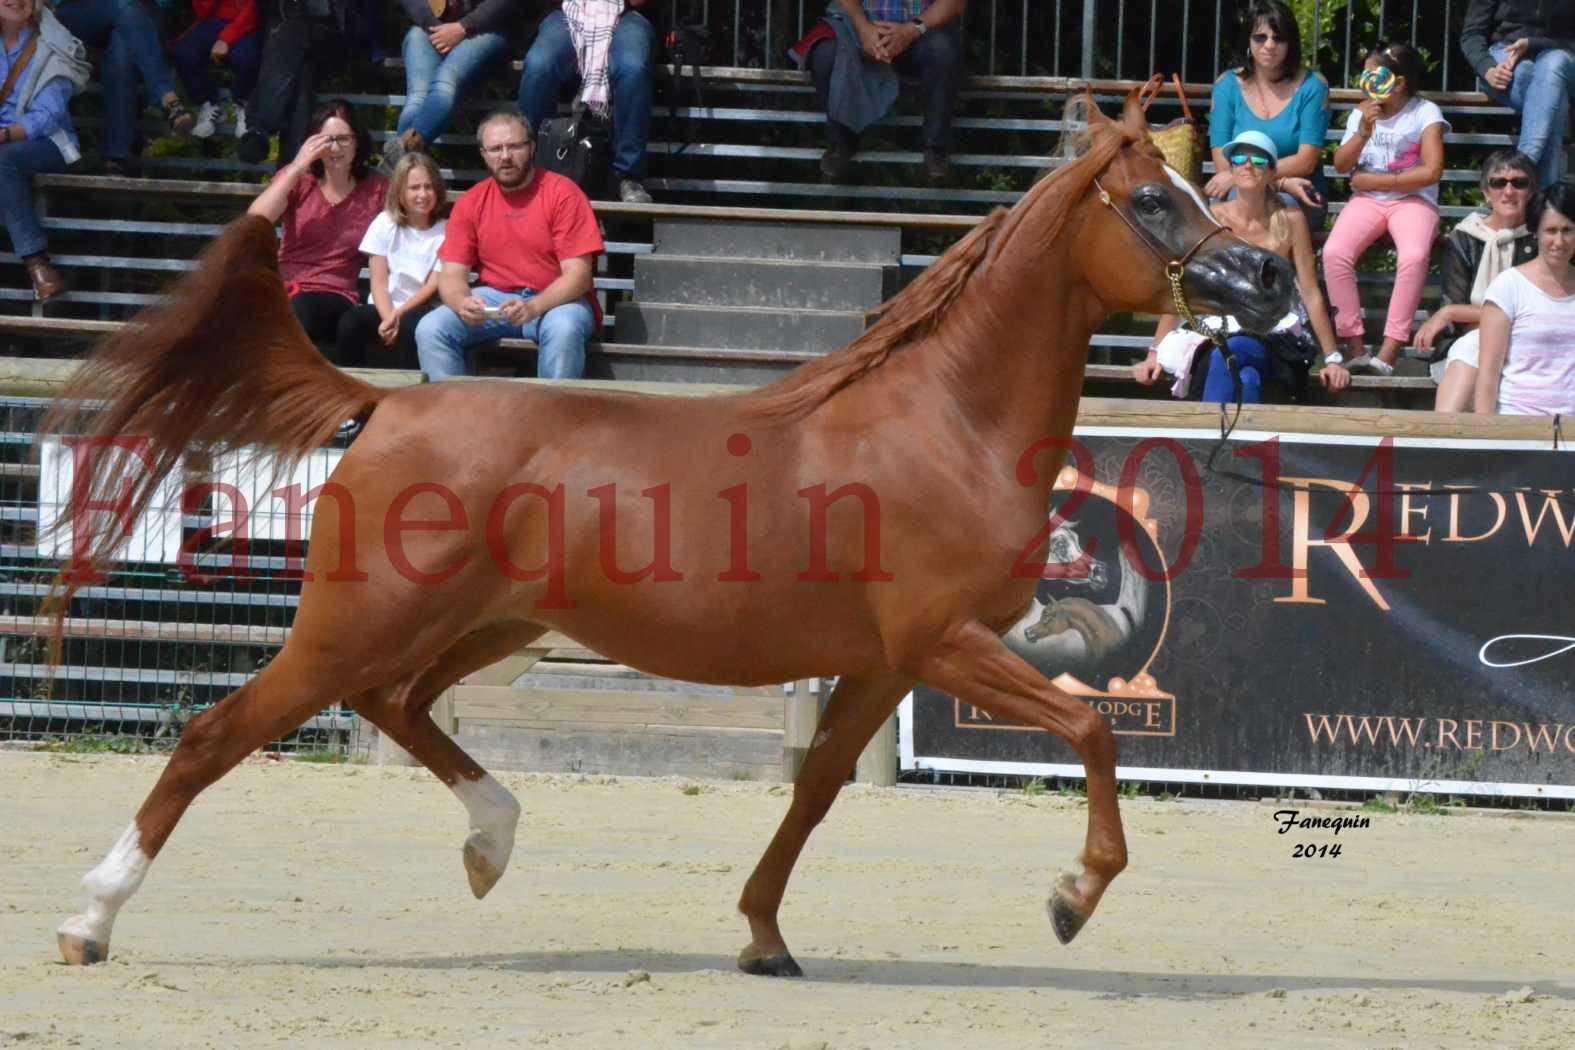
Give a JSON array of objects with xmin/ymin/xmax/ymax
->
[{"xmin": 1187, "ymin": 241, "xmax": 1295, "ymax": 330}]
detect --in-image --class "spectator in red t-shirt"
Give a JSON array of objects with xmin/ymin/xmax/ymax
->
[
  {"xmin": 416, "ymin": 108, "xmax": 604, "ymax": 380},
  {"xmin": 246, "ymin": 98, "xmax": 388, "ymax": 356}
]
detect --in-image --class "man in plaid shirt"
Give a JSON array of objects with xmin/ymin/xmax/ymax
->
[{"xmin": 792, "ymin": 0, "xmax": 967, "ymax": 183}]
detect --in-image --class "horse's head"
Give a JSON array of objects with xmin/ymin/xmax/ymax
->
[{"xmin": 1074, "ymin": 93, "xmax": 1293, "ymax": 331}]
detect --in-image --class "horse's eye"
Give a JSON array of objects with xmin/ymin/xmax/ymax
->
[{"xmin": 1136, "ymin": 192, "xmax": 1166, "ymax": 216}]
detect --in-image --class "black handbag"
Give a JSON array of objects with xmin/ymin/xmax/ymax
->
[{"xmin": 537, "ymin": 104, "xmax": 613, "ymax": 194}]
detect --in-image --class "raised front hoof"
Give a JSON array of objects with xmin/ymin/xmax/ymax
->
[
  {"xmin": 737, "ymin": 949, "xmax": 804, "ymax": 978},
  {"xmin": 462, "ymin": 839, "xmax": 505, "ymax": 900},
  {"xmin": 57, "ymin": 929, "xmax": 108, "ymax": 966},
  {"xmin": 1047, "ymin": 875, "xmax": 1090, "ymax": 945}
]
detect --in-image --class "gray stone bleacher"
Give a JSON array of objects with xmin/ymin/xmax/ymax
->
[{"xmin": 0, "ymin": 67, "xmax": 1521, "ymax": 407}]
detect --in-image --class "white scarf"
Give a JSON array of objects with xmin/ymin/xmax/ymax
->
[
  {"xmin": 1455, "ymin": 211, "xmax": 1528, "ymax": 306},
  {"xmin": 562, "ymin": 0, "xmax": 624, "ymax": 117}
]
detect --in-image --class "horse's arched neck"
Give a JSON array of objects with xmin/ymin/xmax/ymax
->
[{"xmin": 893, "ymin": 199, "xmax": 1104, "ymax": 457}]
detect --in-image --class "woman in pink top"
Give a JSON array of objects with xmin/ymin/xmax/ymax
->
[
  {"xmin": 246, "ymin": 99, "xmax": 388, "ymax": 358},
  {"xmin": 1475, "ymin": 180, "xmax": 1575, "ymax": 416}
]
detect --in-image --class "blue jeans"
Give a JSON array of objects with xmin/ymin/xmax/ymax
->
[
  {"xmin": 398, "ymin": 27, "xmax": 508, "ymax": 146},
  {"xmin": 1201, "ymin": 335, "xmax": 1270, "ymax": 404},
  {"xmin": 1484, "ymin": 43, "xmax": 1575, "ymax": 188},
  {"xmin": 170, "ymin": 18, "xmax": 263, "ymax": 104},
  {"xmin": 517, "ymin": 10, "xmax": 655, "ymax": 180},
  {"xmin": 54, "ymin": 0, "xmax": 176, "ymax": 160},
  {"xmin": 0, "ymin": 137, "xmax": 70, "ymax": 257},
  {"xmin": 415, "ymin": 286, "xmax": 597, "ymax": 380}
]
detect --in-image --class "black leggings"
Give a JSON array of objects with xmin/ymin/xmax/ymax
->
[
  {"xmin": 290, "ymin": 291, "xmax": 357, "ymax": 355},
  {"xmin": 332, "ymin": 301, "xmax": 436, "ymax": 371}
]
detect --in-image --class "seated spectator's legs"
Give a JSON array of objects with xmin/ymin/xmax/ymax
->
[
  {"xmin": 416, "ymin": 286, "xmax": 527, "ymax": 380},
  {"xmin": 1381, "ymin": 197, "xmax": 1440, "ymax": 351},
  {"xmin": 226, "ymin": 31, "xmax": 264, "ymax": 103},
  {"xmin": 398, "ymin": 27, "xmax": 508, "ymax": 146},
  {"xmin": 525, "ymin": 294, "xmax": 595, "ymax": 379},
  {"xmin": 1497, "ymin": 45, "xmax": 1575, "ymax": 188},
  {"xmin": 517, "ymin": 11, "xmax": 576, "ymax": 136},
  {"xmin": 0, "ymin": 138, "xmax": 70, "ymax": 257},
  {"xmin": 335, "ymin": 301, "xmax": 434, "ymax": 371},
  {"xmin": 171, "ymin": 18, "xmax": 225, "ymax": 105},
  {"xmin": 1322, "ymin": 195, "xmax": 1392, "ymax": 353},
  {"xmin": 1200, "ymin": 335, "xmax": 1269, "ymax": 404},
  {"xmin": 607, "ymin": 10, "xmax": 655, "ymax": 182},
  {"xmin": 330, "ymin": 304, "xmax": 380, "ymax": 368},
  {"xmin": 895, "ymin": 23, "xmax": 963, "ymax": 153},
  {"xmin": 63, "ymin": 0, "xmax": 184, "ymax": 159},
  {"xmin": 805, "ymin": 38, "xmax": 859, "ymax": 152},
  {"xmin": 1432, "ymin": 329, "xmax": 1481, "ymax": 412},
  {"xmin": 246, "ymin": 16, "xmax": 335, "ymax": 159},
  {"xmin": 290, "ymin": 292, "xmax": 356, "ymax": 354}
]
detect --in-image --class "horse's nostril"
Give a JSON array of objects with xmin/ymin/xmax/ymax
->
[{"xmin": 1259, "ymin": 256, "xmax": 1279, "ymax": 291}]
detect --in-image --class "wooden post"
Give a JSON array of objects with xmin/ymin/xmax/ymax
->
[
  {"xmin": 782, "ymin": 679, "xmax": 818, "ymax": 782},
  {"xmin": 375, "ymin": 725, "xmax": 419, "ymax": 767},
  {"xmin": 430, "ymin": 685, "xmax": 457, "ymax": 735},
  {"xmin": 854, "ymin": 712, "xmax": 897, "ymax": 786}
]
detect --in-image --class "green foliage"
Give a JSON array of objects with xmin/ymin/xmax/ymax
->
[
  {"xmin": 33, "ymin": 733, "xmax": 156, "ymax": 755},
  {"xmin": 1021, "ymin": 777, "xmax": 1049, "ymax": 797},
  {"xmin": 291, "ymin": 749, "xmax": 349, "ymax": 764}
]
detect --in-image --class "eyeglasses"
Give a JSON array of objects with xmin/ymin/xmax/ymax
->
[
  {"xmin": 481, "ymin": 141, "xmax": 534, "ymax": 158},
  {"xmin": 1487, "ymin": 176, "xmax": 1532, "ymax": 190},
  {"xmin": 1250, "ymin": 32, "xmax": 1285, "ymax": 45},
  {"xmin": 1229, "ymin": 152, "xmax": 1273, "ymax": 169},
  {"xmin": 323, "ymin": 135, "xmax": 355, "ymax": 147}
]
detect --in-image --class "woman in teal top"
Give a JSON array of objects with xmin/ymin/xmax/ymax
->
[{"xmin": 1206, "ymin": 0, "xmax": 1331, "ymax": 229}]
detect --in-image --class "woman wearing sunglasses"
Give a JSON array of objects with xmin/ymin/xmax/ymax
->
[
  {"xmin": 1474, "ymin": 179, "xmax": 1575, "ymax": 417},
  {"xmin": 1205, "ymin": 1, "xmax": 1330, "ymax": 229},
  {"xmin": 1418, "ymin": 150, "xmax": 1538, "ymax": 412},
  {"xmin": 1133, "ymin": 131, "xmax": 1350, "ymax": 403}
]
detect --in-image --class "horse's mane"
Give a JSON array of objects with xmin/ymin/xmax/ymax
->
[{"xmin": 738, "ymin": 95, "xmax": 1148, "ymax": 424}]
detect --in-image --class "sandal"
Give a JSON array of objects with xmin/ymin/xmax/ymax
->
[{"xmin": 164, "ymin": 99, "xmax": 196, "ymax": 138}]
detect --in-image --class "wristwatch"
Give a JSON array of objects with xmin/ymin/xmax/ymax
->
[{"xmin": 911, "ymin": 18, "xmax": 927, "ymax": 35}]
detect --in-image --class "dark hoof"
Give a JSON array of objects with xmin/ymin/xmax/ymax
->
[
  {"xmin": 1047, "ymin": 889, "xmax": 1089, "ymax": 945},
  {"xmin": 737, "ymin": 950, "xmax": 804, "ymax": 978},
  {"xmin": 57, "ymin": 931, "xmax": 108, "ymax": 966}
]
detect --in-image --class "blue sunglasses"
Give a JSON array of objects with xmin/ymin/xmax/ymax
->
[{"xmin": 1229, "ymin": 152, "xmax": 1273, "ymax": 168}]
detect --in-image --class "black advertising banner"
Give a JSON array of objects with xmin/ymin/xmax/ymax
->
[{"xmin": 901, "ymin": 428, "xmax": 1575, "ymax": 798}]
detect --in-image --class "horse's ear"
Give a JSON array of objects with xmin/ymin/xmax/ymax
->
[{"xmin": 1121, "ymin": 86, "xmax": 1146, "ymax": 132}]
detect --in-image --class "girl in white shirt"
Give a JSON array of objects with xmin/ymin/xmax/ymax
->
[
  {"xmin": 334, "ymin": 152, "xmax": 449, "ymax": 369},
  {"xmin": 1321, "ymin": 41, "xmax": 1449, "ymax": 376}
]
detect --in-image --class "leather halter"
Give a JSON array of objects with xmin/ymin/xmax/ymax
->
[{"xmin": 1092, "ymin": 175, "xmax": 1231, "ymax": 347}]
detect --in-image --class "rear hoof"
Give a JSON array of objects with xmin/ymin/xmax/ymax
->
[
  {"xmin": 1047, "ymin": 872, "xmax": 1091, "ymax": 945},
  {"xmin": 462, "ymin": 839, "xmax": 505, "ymax": 900},
  {"xmin": 737, "ymin": 949, "xmax": 804, "ymax": 978},
  {"xmin": 57, "ymin": 929, "xmax": 108, "ymax": 966}
]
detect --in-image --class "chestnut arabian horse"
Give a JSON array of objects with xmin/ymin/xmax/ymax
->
[{"xmin": 44, "ymin": 94, "xmax": 1291, "ymax": 976}]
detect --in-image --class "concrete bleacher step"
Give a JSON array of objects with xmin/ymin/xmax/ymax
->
[
  {"xmin": 653, "ymin": 218, "xmax": 900, "ymax": 264},
  {"xmin": 632, "ymin": 254, "xmax": 897, "ymax": 311},
  {"xmin": 615, "ymin": 301, "xmax": 866, "ymax": 353}
]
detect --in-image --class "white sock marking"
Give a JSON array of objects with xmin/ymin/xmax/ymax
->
[
  {"xmin": 451, "ymin": 774, "xmax": 521, "ymax": 872},
  {"xmin": 58, "ymin": 822, "xmax": 150, "ymax": 947}
]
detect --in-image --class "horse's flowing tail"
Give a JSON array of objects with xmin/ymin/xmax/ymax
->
[{"xmin": 36, "ymin": 214, "xmax": 390, "ymax": 649}]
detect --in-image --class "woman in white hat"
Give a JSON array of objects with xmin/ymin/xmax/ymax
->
[{"xmin": 1134, "ymin": 130, "xmax": 1350, "ymax": 402}]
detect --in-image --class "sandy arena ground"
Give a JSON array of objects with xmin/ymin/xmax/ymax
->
[{"xmin": 1, "ymin": 751, "xmax": 1572, "ymax": 1049}]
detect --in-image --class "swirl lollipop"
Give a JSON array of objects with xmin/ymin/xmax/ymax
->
[{"xmin": 1359, "ymin": 66, "xmax": 1398, "ymax": 101}]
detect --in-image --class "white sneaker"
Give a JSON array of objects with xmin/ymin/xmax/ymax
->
[
  {"xmin": 232, "ymin": 107, "xmax": 248, "ymax": 140},
  {"xmin": 192, "ymin": 101, "xmax": 220, "ymax": 140}
]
